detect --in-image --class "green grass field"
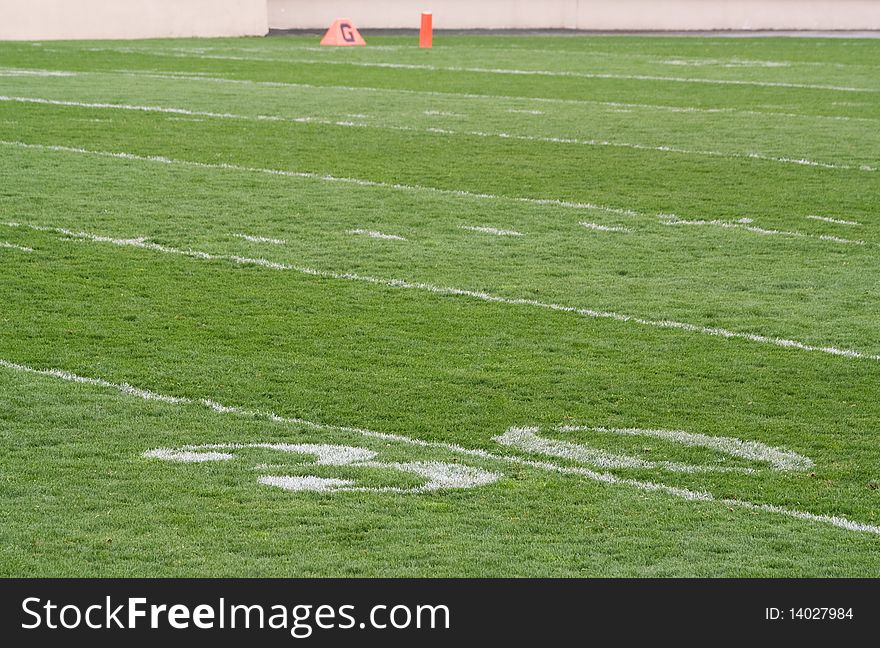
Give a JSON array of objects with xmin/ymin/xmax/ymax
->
[{"xmin": 1, "ymin": 33, "xmax": 879, "ymax": 576}]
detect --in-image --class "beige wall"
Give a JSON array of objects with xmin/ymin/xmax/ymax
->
[
  {"xmin": 578, "ymin": 0, "xmax": 880, "ymax": 30},
  {"xmin": 2, "ymin": 1, "xmax": 877, "ymax": 40},
  {"xmin": 0, "ymin": 0, "xmax": 268, "ymax": 41},
  {"xmin": 270, "ymin": 0, "xmax": 575, "ymax": 30},
  {"xmin": 269, "ymin": 0, "xmax": 880, "ymax": 31}
]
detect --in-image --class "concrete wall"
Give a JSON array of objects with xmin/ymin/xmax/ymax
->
[
  {"xmin": 2, "ymin": 1, "xmax": 877, "ymax": 40},
  {"xmin": 269, "ymin": 0, "xmax": 880, "ymax": 31},
  {"xmin": 0, "ymin": 0, "xmax": 268, "ymax": 41}
]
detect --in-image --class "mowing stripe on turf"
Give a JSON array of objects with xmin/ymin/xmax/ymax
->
[
  {"xmin": 2, "ymin": 140, "xmax": 868, "ymax": 251},
  {"xmin": 1, "ymin": 356, "xmax": 877, "ymax": 536},
  {"xmin": 5, "ymin": 139, "xmax": 870, "ymax": 252},
  {"xmin": 443, "ymin": 128, "xmax": 872, "ymax": 171},
  {"xmin": 0, "ymin": 139, "xmax": 635, "ymax": 215},
  {"xmin": 278, "ymin": 61, "xmax": 880, "ymax": 93},
  {"xmin": 4, "ymin": 220, "xmax": 878, "ymax": 363},
  {"xmin": 45, "ymin": 42, "xmax": 880, "ymax": 70},
  {"xmin": 120, "ymin": 71, "xmax": 879, "ymax": 124},
  {"xmin": 149, "ymin": 43, "xmax": 880, "ymax": 72},
  {"xmin": 2, "ymin": 95, "xmax": 872, "ymax": 172},
  {"xmin": 78, "ymin": 48, "xmax": 880, "ymax": 93},
  {"xmin": 9, "ymin": 65, "xmax": 875, "ymax": 124}
]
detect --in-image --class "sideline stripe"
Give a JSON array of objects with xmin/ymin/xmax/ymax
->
[
  {"xmin": 2, "ymin": 95, "xmax": 871, "ymax": 172},
  {"xmin": 1, "ymin": 356, "xmax": 878, "ymax": 536},
  {"xmin": 5, "ymin": 220, "xmax": 879, "ymax": 363},
  {"xmin": 0, "ymin": 139, "xmax": 634, "ymax": 215}
]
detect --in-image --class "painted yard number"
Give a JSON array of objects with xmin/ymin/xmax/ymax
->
[
  {"xmin": 145, "ymin": 443, "xmax": 501, "ymax": 493},
  {"xmin": 146, "ymin": 426, "xmax": 811, "ymax": 494}
]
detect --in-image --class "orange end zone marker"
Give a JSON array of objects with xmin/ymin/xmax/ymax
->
[
  {"xmin": 320, "ymin": 18, "xmax": 366, "ymax": 46},
  {"xmin": 420, "ymin": 12, "xmax": 433, "ymax": 49}
]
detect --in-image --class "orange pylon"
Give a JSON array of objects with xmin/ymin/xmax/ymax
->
[{"xmin": 420, "ymin": 13, "xmax": 433, "ymax": 48}]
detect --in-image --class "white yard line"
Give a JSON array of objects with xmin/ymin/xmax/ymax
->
[
  {"xmin": 0, "ymin": 68, "xmax": 76, "ymax": 77},
  {"xmin": 227, "ymin": 61, "xmax": 880, "ymax": 94},
  {"xmin": 80, "ymin": 48, "xmax": 880, "ymax": 93},
  {"xmin": 459, "ymin": 225, "xmax": 523, "ymax": 237},
  {"xmin": 7, "ymin": 64, "xmax": 875, "ymax": 124},
  {"xmin": 424, "ymin": 110, "xmax": 465, "ymax": 117},
  {"xmin": 85, "ymin": 42, "xmax": 880, "ymax": 71},
  {"xmin": 659, "ymin": 58, "xmax": 789, "ymax": 69},
  {"xmin": 1, "ymin": 356, "xmax": 877, "ymax": 536},
  {"xmin": 580, "ymin": 222, "xmax": 630, "ymax": 233},
  {"xmin": 0, "ymin": 139, "xmax": 633, "ymax": 215},
  {"xmin": 234, "ymin": 233, "xmax": 287, "ymax": 245},
  {"xmin": 467, "ymin": 129, "xmax": 872, "ymax": 171},
  {"xmin": 348, "ymin": 229, "xmax": 407, "ymax": 241},
  {"xmin": 49, "ymin": 64, "xmax": 869, "ymax": 128},
  {"xmin": 155, "ymin": 43, "xmax": 880, "ymax": 71},
  {"xmin": 818, "ymin": 234, "xmax": 866, "ymax": 245},
  {"xmin": 4, "ymin": 220, "xmax": 878, "ymax": 363},
  {"xmin": 806, "ymin": 215, "xmax": 862, "ymax": 226},
  {"xmin": 0, "ymin": 241, "xmax": 33, "ymax": 252},
  {"xmin": 659, "ymin": 216, "xmax": 867, "ymax": 246},
  {"xmin": 3, "ymin": 95, "xmax": 871, "ymax": 172},
  {"xmin": 119, "ymin": 70, "xmax": 880, "ymax": 124},
  {"xmin": 2, "ymin": 140, "xmax": 866, "ymax": 251},
  {"xmin": 0, "ymin": 94, "xmax": 284, "ymax": 121}
]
